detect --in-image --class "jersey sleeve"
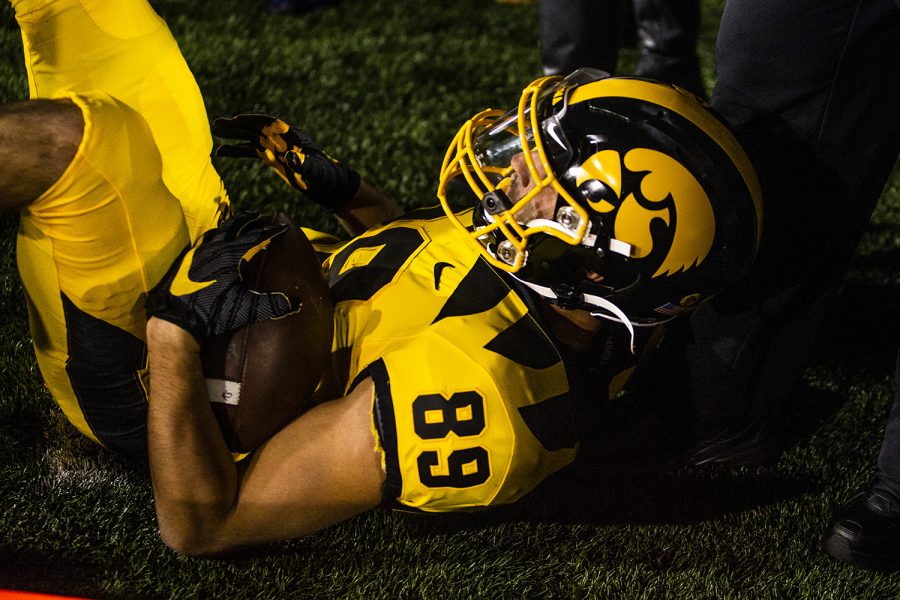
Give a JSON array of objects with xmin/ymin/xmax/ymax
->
[
  {"xmin": 322, "ymin": 212, "xmax": 581, "ymax": 513},
  {"xmin": 366, "ymin": 331, "xmax": 579, "ymax": 513}
]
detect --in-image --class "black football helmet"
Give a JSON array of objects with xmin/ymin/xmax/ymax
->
[{"xmin": 438, "ymin": 68, "xmax": 762, "ymax": 333}]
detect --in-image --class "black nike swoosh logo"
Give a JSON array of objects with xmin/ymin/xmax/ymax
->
[{"xmin": 433, "ymin": 261, "xmax": 456, "ymax": 290}]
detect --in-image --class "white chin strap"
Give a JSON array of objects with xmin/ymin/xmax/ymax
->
[
  {"xmin": 480, "ymin": 216, "xmax": 644, "ymax": 352},
  {"xmin": 509, "ymin": 276, "xmax": 638, "ymax": 354}
]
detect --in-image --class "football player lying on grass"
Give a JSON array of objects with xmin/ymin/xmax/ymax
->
[
  {"xmin": 146, "ymin": 76, "xmax": 763, "ymax": 555},
  {"xmin": 4, "ymin": 0, "xmax": 761, "ymax": 558}
]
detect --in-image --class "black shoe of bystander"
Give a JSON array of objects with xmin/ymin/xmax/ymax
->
[
  {"xmin": 822, "ymin": 480, "xmax": 900, "ymax": 571},
  {"xmin": 679, "ymin": 416, "xmax": 787, "ymax": 468}
]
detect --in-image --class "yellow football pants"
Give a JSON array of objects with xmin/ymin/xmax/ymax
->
[{"xmin": 12, "ymin": 0, "xmax": 228, "ymax": 456}]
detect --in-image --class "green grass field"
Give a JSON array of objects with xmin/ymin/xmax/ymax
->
[{"xmin": 1, "ymin": 1, "xmax": 899, "ymax": 597}]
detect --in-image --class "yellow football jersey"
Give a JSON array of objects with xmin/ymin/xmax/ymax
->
[{"xmin": 316, "ymin": 207, "xmax": 581, "ymax": 512}]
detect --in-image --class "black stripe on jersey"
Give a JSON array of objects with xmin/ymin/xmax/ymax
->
[
  {"xmin": 329, "ymin": 227, "xmax": 427, "ymax": 303},
  {"xmin": 517, "ymin": 392, "xmax": 579, "ymax": 451},
  {"xmin": 432, "ymin": 258, "xmax": 510, "ymax": 324},
  {"xmin": 364, "ymin": 358, "xmax": 403, "ymax": 504},
  {"xmin": 61, "ymin": 293, "xmax": 149, "ymax": 459},
  {"xmin": 483, "ymin": 313, "xmax": 561, "ymax": 370}
]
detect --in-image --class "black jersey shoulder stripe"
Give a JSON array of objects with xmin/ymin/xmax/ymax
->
[
  {"xmin": 483, "ymin": 312, "xmax": 561, "ymax": 370},
  {"xmin": 432, "ymin": 258, "xmax": 511, "ymax": 324},
  {"xmin": 517, "ymin": 392, "xmax": 579, "ymax": 451}
]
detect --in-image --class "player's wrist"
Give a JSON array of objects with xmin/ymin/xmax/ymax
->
[
  {"xmin": 310, "ymin": 166, "xmax": 361, "ymax": 213},
  {"xmin": 212, "ymin": 114, "xmax": 361, "ymax": 213},
  {"xmin": 147, "ymin": 316, "xmax": 201, "ymax": 354},
  {"xmin": 145, "ymin": 289, "xmax": 207, "ymax": 342}
]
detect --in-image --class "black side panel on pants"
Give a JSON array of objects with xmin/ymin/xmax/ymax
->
[{"xmin": 62, "ymin": 293, "xmax": 149, "ymax": 459}]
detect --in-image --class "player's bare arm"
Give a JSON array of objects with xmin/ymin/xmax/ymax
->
[
  {"xmin": 144, "ymin": 215, "xmax": 384, "ymax": 556},
  {"xmin": 334, "ymin": 178, "xmax": 403, "ymax": 236},
  {"xmin": 147, "ymin": 318, "xmax": 384, "ymax": 556},
  {"xmin": 0, "ymin": 98, "xmax": 83, "ymax": 215},
  {"xmin": 212, "ymin": 114, "xmax": 401, "ymax": 236}
]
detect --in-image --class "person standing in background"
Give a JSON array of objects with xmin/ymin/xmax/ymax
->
[
  {"xmin": 668, "ymin": 0, "xmax": 899, "ymax": 571},
  {"xmin": 539, "ymin": 0, "xmax": 706, "ymax": 97}
]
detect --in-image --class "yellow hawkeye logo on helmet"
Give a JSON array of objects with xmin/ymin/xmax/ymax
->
[
  {"xmin": 576, "ymin": 147, "xmax": 715, "ymax": 278},
  {"xmin": 437, "ymin": 70, "xmax": 761, "ymax": 326}
]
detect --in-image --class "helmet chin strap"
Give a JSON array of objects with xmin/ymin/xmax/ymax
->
[
  {"xmin": 508, "ymin": 274, "xmax": 637, "ymax": 354},
  {"xmin": 481, "ymin": 213, "xmax": 646, "ymax": 352}
]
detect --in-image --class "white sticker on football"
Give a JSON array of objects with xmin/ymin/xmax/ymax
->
[{"xmin": 206, "ymin": 379, "xmax": 242, "ymax": 406}]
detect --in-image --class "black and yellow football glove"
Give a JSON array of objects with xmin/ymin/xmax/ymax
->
[
  {"xmin": 211, "ymin": 114, "xmax": 361, "ymax": 213},
  {"xmin": 146, "ymin": 212, "xmax": 301, "ymax": 341}
]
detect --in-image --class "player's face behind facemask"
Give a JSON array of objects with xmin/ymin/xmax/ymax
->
[
  {"xmin": 437, "ymin": 68, "xmax": 605, "ymax": 272},
  {"xmin": 437, "ymin": 68, "xmax": 763, "ymax": 331}
]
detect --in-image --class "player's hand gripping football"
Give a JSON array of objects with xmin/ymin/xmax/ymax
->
[
  {"xmin": 146, "ymin": 212, "xmax": 302, "ymax": 341},
  {"xmin": 211, "ymin": 114, "xmax": 361, "ymax": 213}
]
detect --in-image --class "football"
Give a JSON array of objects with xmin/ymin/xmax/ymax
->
[{"xmin": 200, "ymin": 213, "xmax": 333, "ymax": 453}]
